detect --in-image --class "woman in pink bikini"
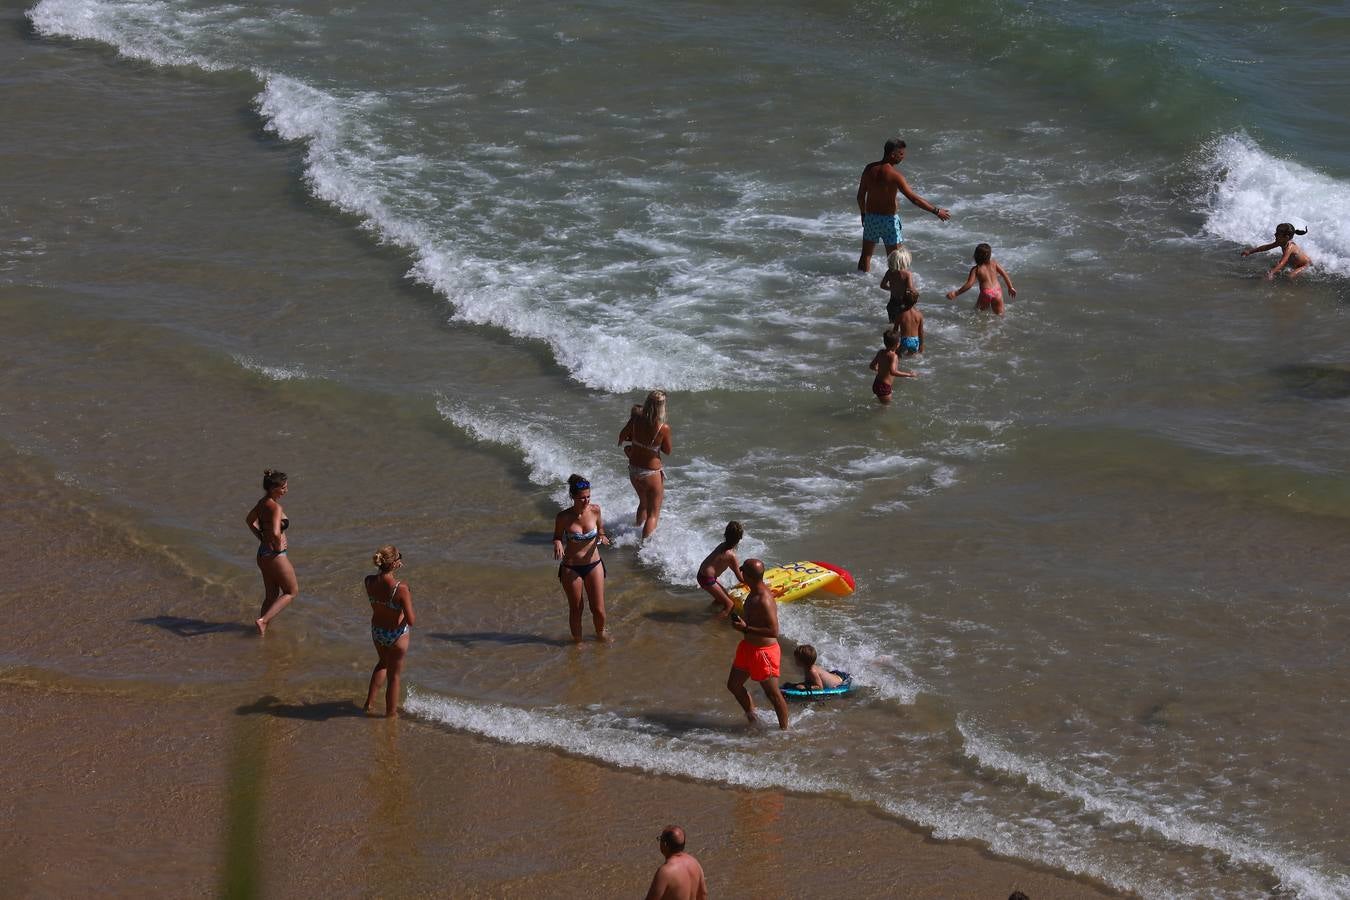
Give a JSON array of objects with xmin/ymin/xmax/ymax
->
[
  {"xmin": 947, "ymin": 242, "xmax": 1016, "ymax": 315},
  {"xmin": 618, "ymin": 390, "xmax": 672, "ymax": 539}
]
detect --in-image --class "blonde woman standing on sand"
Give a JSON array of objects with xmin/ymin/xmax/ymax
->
[
  {"xmin": 245, "ymin": 469, "xmax": 298, "ymax": 635},
  {"xmin": 618, "ymin": 390, "xmax": 672, "ymax": 539},
  {"xmin": 364, "ymin": 545, "xmax": 415, "ymax": 717}
]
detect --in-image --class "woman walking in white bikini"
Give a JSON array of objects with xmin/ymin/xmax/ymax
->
[{"xmin": 618, "ymin": 390, "xmax": 672, "ymax": 539}]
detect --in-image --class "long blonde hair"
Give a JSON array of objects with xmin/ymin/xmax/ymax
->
[{"xmin": 641, "ymin": 390, "xmax": 667, "ymax": 430}]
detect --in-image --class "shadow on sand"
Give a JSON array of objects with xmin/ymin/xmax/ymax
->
[
  {"xmin": 426, "ymin": 630, "xmax": 574, "ymax": 648},
  {"xmin": 234, "ymin": 696, "xmax": 367, "ymax": 721},
  {"xmin": 137, "ymin": 615, "xmax": 255, "ymax": 638}
]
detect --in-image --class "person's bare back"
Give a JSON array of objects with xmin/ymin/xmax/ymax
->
[
  {"xmin": 697, "ymin": 522, "xmax": 745, "ymax": 618},
  {"xmin": 646, "ymin": 827, "xmax": 708, "ymax": 900},
  {"xmin": 646, "ymin": 852, "xmax": 706, "ymax": 900},
  {"xmin": 896, "ymin": 304, "xmax": 923, "ymax": 353},
  {"xmin": 947, "ymin": 243, "xmax": 1016, "ymax": 315},
  {"xmin": 859, "ymin": 160, "xmax": 905, "ymax": 215},
  {"xmin": 855, "ymin": 139, "xmax": 951, "ymax": 271},
  {"xmin": 807, "ymin": 663, "xmax": 844, "ymax": 689},
  {"xmin": 868, "ymin": 334, "xmax": 917, "ymax": 403}
]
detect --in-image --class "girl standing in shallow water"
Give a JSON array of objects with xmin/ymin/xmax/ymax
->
[
  {"xmin": 947, "ymin": 242, "xmax": 1016, "ymax": 315},
  {"xmin": 364, "ymin": 545, "xmax": 414, "ymax": 718},
  {"xmin": 245, "ymin": 469, "xmax": 298, "ymax": 635},
  {"xmin": 553, "ymin": 474, "xmax": 610, "ymax": 642},
  {"xmin": 1242, "ymin": 223, "xmax": 1311, "ymax": 279}
]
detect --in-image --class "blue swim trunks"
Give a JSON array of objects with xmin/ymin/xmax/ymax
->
[
  {"xmin": 863, "ymin": 213, "xmax": 902, "ymax": 246},
  {"xmin": 900, "ymin": 336, "xmax": 920, "ymax": 353}
]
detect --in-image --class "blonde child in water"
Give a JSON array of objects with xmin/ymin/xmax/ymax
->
[
  {"xmin": 696, "ymin": 521, "xmax": 746, "ymax": 618},
  {"xmin": 792, "ymin": 644, "xmax": 843, "ymax": 689},
  {"xmin": 1242, "ymin": 223, "xmax": 1311, "ymax": 279},
  {"xmin": 947, "ymin": 242, "xmax": 1016, "ymax": 314},
  {"xmin": 879, "ymin": 247, "xmax": 919, "ymax": 334}
]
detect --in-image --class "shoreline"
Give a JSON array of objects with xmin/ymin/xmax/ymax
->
[
  {"xmin": 0, "ymin": 450, "xmax": 1118, "ymax": 897},
  {"xmin": 0, "ymin": 678, "xmax": 1118, "ymax": 898}
]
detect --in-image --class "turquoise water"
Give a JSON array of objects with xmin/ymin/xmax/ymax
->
[{"xmin": 7, "ymin": 0, "xmax": 1350, "ymax": 895}]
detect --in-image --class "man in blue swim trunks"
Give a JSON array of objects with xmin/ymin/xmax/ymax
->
[{"xmin": 856, "ymin": 138, "xmax": 951, "ymax": 271}]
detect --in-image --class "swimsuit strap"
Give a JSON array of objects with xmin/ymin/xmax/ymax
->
[
  {"xmin": 633, "ymin": 423, "xmax": 664, "ymax": 452},
  {"xmin": 370, "ymin": 579, "xmax": 402, "ymax": 609}
]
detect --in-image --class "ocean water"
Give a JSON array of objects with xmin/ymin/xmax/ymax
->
[{"xmin": 6, "ymin": 0, "xmax": 1350, "ymax": 895}]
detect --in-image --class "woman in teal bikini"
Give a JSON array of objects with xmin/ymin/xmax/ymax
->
[
  {"xmin": 553, "ymin": 474, "xmax": 610, "ymax": 642},
  {"xmin": 245, "ymin": 469, "xmax": 299, "ymax": 635},
  {"xmin": 364, "ymin": 545, "xmax": 415, "ymax": 718}
]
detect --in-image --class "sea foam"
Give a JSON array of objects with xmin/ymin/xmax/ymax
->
[
  {"xmin": 435, "ymin": 401, "xmax": 769, "ymax": 587},
  {"xmin": 1201, "ymin": 133, "xmax": 1350, "ymax": 278},
  {"xmin": 29, "ymin": 0, "xmax": 230, "ymax": 70},
  {"xmin": 958, "ymin": 720, "xmax": 1350, "ymax": 899},
  {"xmin": 232, "ymin": 354, "xmax": 309, "ymax": 382}
]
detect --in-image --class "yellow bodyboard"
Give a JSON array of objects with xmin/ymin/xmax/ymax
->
[{"xmin": 727, "ymin": 560, "xmax": 855, "ymax": 611}]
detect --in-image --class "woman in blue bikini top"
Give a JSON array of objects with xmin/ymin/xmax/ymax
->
[
  {"xmin": 363, "ymin": 545, "xmax": 415, "ymax": 718},
  {"xmin": 552, "ymin": 474, "xmax": 611, "ymax": 642}
]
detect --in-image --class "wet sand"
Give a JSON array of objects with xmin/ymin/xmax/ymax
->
[
  {"xmin": 0, "ymin": 681, "xmax": 1117, "ymax": 899},
  {"xmin": 0, "ymin": 457, "xmax": 1115, "ymax": 898}
]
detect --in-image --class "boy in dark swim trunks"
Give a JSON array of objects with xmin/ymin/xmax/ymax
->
[
  {"xmin": 947, "ymin": 242, "xmax": 1016, "ymax": 315},
  {"xmin": 695, "ymin": 521, "xmax": 746, "ymax": 619},
  {"xmin": 868, "ymin": 332, "xmax": 917, "ymax": 404}
]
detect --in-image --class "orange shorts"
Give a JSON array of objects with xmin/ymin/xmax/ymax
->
[{"xmin": 732, "ymin": 640, "xmax": 781, "ymax": 681}]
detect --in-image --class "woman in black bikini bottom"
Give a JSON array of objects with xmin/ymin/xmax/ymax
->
[
  {"xmin": 244, "ymin": 468, "xmax": 299, "ymax": 635},
  {"xmin": 552, "ymin": 474, "xmax": 610, "ymax": 641}
]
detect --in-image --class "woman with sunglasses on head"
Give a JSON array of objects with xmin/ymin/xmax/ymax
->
[
  {"xmin": 618, "ymin": 390, "xmax": 672, "ymax": 539},
  {"xmin": 364, "ymin": 545, "xmax": 415, "ymax": 717},
  {"xmin": 553, "ymin": 474, "xmax": 611, "ymax": 642},
  {"xmin": 245, "ymin": 469, "xmax": 299, "ymax": 635}
]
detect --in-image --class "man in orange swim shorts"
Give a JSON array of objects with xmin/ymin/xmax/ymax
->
[{"xmin": 726, "ymin": 559, "xmax": 789, "ymax": 730}]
